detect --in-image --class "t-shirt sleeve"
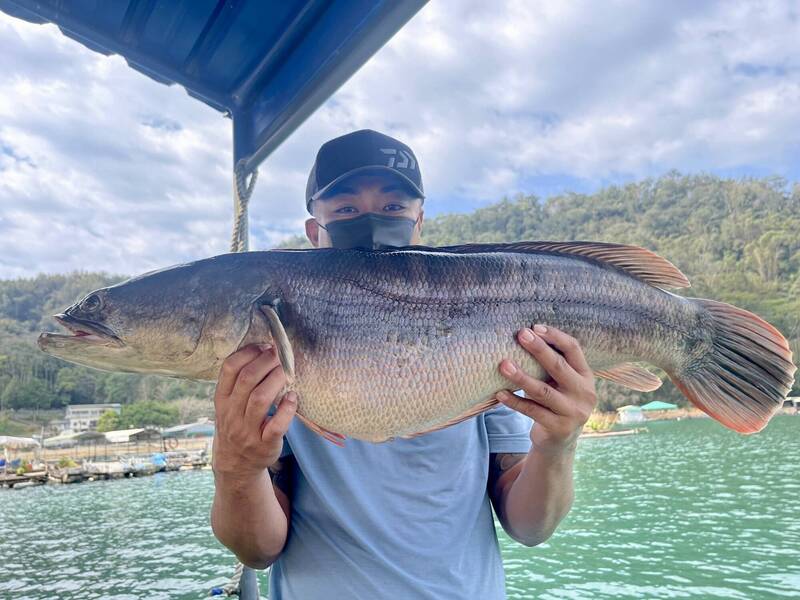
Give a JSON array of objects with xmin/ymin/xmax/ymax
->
[{"xmin": 484, "ymin": 401, "xmax": 533, "ymax": 454}]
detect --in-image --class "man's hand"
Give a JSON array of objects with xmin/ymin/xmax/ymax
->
[
  {"xmin": 496, "ymin": 324, "xmax": 597, "ymax": 453},
  {"xmin": 488, "ymin": 325, "xmax": 596, "ymax": 546},
  {"xmin": 210, "ymin": 343, "xmax": 297, "ymax": 568},
  {"xmin": 212, "ymin": 343, "xmax": 297, "ymax": 479}
]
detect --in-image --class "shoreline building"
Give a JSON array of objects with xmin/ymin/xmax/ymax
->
[
  {"xmin": 61, "ymin": 404, "xmax": 122, "ymax": 433},
  {"xmin": 162, "ymin": 418, "xmax": 215, "ymax": 440},
  {"xmin": 616, "ymin": 404, "xmax": 646, "ymax": 425}
]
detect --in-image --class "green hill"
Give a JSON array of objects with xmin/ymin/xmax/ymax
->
[{"xmin": 1, "ymin": 173, "xmax": 798, "ymax": 420}]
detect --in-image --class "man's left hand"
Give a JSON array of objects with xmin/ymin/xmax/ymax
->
[{"xmin": 496, "ymin": 324, "xmax": 597, "ymax": 453}]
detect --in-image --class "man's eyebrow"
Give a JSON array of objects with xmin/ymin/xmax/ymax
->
[
  {"xmin": 382, "ymin": 183, "xmax": 417, "ymax": 197},
  {"xmin": 320, "ymin": 185, "xmax": 357, "ymax": 200}
]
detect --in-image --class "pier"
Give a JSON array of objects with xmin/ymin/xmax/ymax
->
[{"xmin": 1, "ymin": 436, "xmax": 212, "ymax": 490}]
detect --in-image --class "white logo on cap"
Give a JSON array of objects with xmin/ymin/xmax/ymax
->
[{"xmin": 380, "ymin": 148, "xmax": 416, "ymax": 170}]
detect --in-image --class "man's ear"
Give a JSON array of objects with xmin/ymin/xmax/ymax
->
[
  {"xmin": 410, "ymin": 204, "xmax": 425, "ymax": 245},
  {"xmin": 305, "ymin": 218, "xmax": 320, "ymax": 248}
]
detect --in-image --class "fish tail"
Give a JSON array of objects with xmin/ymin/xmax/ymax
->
[{"xmin": 668, "ymin": 298, "xmax": 796, "ymax": 434}]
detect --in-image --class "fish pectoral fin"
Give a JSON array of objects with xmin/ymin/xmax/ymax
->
[
  {"xmin": 259, "ymin": 301, "xmax": 295, "ymax": 382},
  {"xmin": 401, "ymin": 397, "xmax": 499, "ymax": 439},
  {"xmin": 296, "ymin": 413, "xmax": 346, "ymax": 447},
  {"xmin": 595, "ymin": 363, "xmax": 662, "ymax": 392}
]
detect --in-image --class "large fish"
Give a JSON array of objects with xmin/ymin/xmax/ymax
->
[{"xmin": 37, "ymin": 241, "xmax": 796, "ymax": 441}]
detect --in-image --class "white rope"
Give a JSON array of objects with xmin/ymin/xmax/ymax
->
[{"xmin": 230, "ymin": 161, "xmax": 258, "ymax": 253}]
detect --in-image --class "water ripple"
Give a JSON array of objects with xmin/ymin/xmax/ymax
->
[
  {"xmin": 2, "ymin": 417, "xmax": 799, "ymax": 598},
  {"xmin": 502, "ymin": 416, "xmax": 800, "ymax": 599}
]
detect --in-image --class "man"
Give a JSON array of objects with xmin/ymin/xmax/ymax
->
[{"xmin": 211, "ymin": 130, "xmax": 597, "ymax": 598}]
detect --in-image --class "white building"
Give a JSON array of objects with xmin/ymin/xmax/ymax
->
[
  {"xmin": 63, "ymin": 403, "xmax": 121, "ymax": 432},
  {"xmin": 616, "ymin": 404, "xmax": 646, "ymax": 425}
]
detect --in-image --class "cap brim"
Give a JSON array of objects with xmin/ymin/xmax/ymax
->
[{"xmin": 310, "ymin": 165, "xmax": 425, "ymax": 204}]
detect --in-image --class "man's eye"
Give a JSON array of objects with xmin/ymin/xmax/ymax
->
[
  {"xmin": 334, "ymin": 206, "xmax": 357, "ymax": 214},
  {"xmin": 384, "ymin": 204, "xmax": 406, "ymax": 212}
]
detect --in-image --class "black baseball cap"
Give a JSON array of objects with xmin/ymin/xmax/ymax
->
[{"xmin": 305, "ymin": 129, "xmax": 425, "ymax": 213}]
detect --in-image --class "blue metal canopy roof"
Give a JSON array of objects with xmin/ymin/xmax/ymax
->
[{"xmin": 0, "ymin": 0, "xmax": 427, "ymax": 175}]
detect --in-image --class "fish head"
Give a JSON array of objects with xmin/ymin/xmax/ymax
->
[{"xmin": 37, "ymin": 264, "xmax": 211, "ymax": 377}]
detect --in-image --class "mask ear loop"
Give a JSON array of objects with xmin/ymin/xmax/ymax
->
[{"xmin": 315, "ymin": 221, "xmax": 333, "ymax": 250}]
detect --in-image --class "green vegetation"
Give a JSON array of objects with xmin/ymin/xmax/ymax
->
[
  {"xmin": 96, "ymin": 409, "xmax": 120, "ymax": 433},
  {"xmin": 101, "ymin": 401, "xmax": 180, "ymax": 430},
  {"xmin": 0, "ymin": 413, "xmax": 31, "ymax": 436},
  {"xmin": 1, "ymin": 173, "xmax": 798, "ymax": 423},
  {"xmin": 583, "ymin": 412, "xmax": 617, "ymax": 433}
]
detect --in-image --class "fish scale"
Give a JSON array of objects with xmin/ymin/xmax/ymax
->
[
  {"xmin": 38, "ymin": 242, "xmax": 796, "ymax": 439},
  {"xmin": 274, "ymin": 249, "xmax": 692, "ymax": 440}
]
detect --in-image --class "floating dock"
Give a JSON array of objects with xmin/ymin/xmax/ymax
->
[
  {"xmin": 0, "ymin": 471, "xmax": 48, "ymax": 489},
  {"xmin": 1, "ymin": 450, "xmax": 210, "ymax": 489},
  {"xmin": 579, "ymin": 427, "xmax": 647, "ymax": 439}
]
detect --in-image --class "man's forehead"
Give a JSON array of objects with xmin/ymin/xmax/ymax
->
[{"xmin": 321, "ymin": 171, "xmax": 415, "ymax": 197}]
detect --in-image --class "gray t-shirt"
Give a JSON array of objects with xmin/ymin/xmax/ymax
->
[{"xmin": 268, "ymin": 405, "xmax": 533, "ymax": 599}]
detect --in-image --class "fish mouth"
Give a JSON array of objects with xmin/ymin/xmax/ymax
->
[{"xmin": 38, "ymin": 314, "xmax": 124, "ymax": 348}]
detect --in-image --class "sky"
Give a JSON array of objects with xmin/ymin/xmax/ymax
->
[{"xmin": 1, "ymin": 0, "xmax": 799, "ymax": 279}]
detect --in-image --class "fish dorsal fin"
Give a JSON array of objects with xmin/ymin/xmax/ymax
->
[
  {"xmin": 425, "ymin": 241, "xmax": 690, "ymax": 289},
  {"xmin": 401, "ymin": 397, "xmax": 499, "ymax": 439},
  {"xmin": 595, "ymin": 363, "xmax": 663, "ymax": 392}
]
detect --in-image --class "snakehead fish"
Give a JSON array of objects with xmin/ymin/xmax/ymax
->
[{"xmin": 37, "ymin": 241, "xmax": 796, "ymax": 441}]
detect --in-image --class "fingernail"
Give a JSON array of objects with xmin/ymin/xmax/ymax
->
[
  {"xmin": 258, "ymin": 343, "xmax": 272, "ymax": 352},
  {"xmin": 519, "ymin": 328, "xmax": 534, "ymax": 343},
  {"xmin": 501, "ymin": 360, "xmax": 517, "ymax": 376},
  {"xmin": 533, "ymin": 324, "xmax": 547, "ymax": 334}
]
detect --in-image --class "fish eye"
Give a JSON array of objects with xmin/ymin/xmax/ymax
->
[{"xmin": 80, "ymin": 294, "xmax": 103, "ymax": 313}]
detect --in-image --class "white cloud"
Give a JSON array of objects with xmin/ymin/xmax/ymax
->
[{"xmin": 1, "ymin": 0, "xmax": 799, "ymax": 278}]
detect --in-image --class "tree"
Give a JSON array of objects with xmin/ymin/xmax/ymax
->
[
  {"xmin": 1, "ymin": 378, "xmax": 56, "ymax": 416},
  {"xmin": 96, "ymin": 409, "xmax": 121, "ymax": 432},
  {"xmin": 118, "ymin": 401, "xmax": 179, "ymax": 429},
  {"xmin": 98, "ymin": 372, "xmax": 139, "ymax": 404},
  {"xmin": 56, "ymin": 368, "xmax": 96, "ymax": 405}
]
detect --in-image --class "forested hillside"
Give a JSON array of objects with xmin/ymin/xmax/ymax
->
[{"xmin": 2, "ymin": 173, "xmax": 798, "ymax": 419}]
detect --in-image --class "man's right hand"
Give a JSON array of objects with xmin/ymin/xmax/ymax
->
[
  {"xmin": 210, "ymin": 343, "xmax": 297, "ymax": 568},
  {"xmin": 212, "ymin": 343, "xmax": 297, "ymax": 479}
]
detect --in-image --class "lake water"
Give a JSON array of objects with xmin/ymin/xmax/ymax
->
[{"xmin": 2, "ymin": 417, "xmax": 798, "ymax": 599}]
